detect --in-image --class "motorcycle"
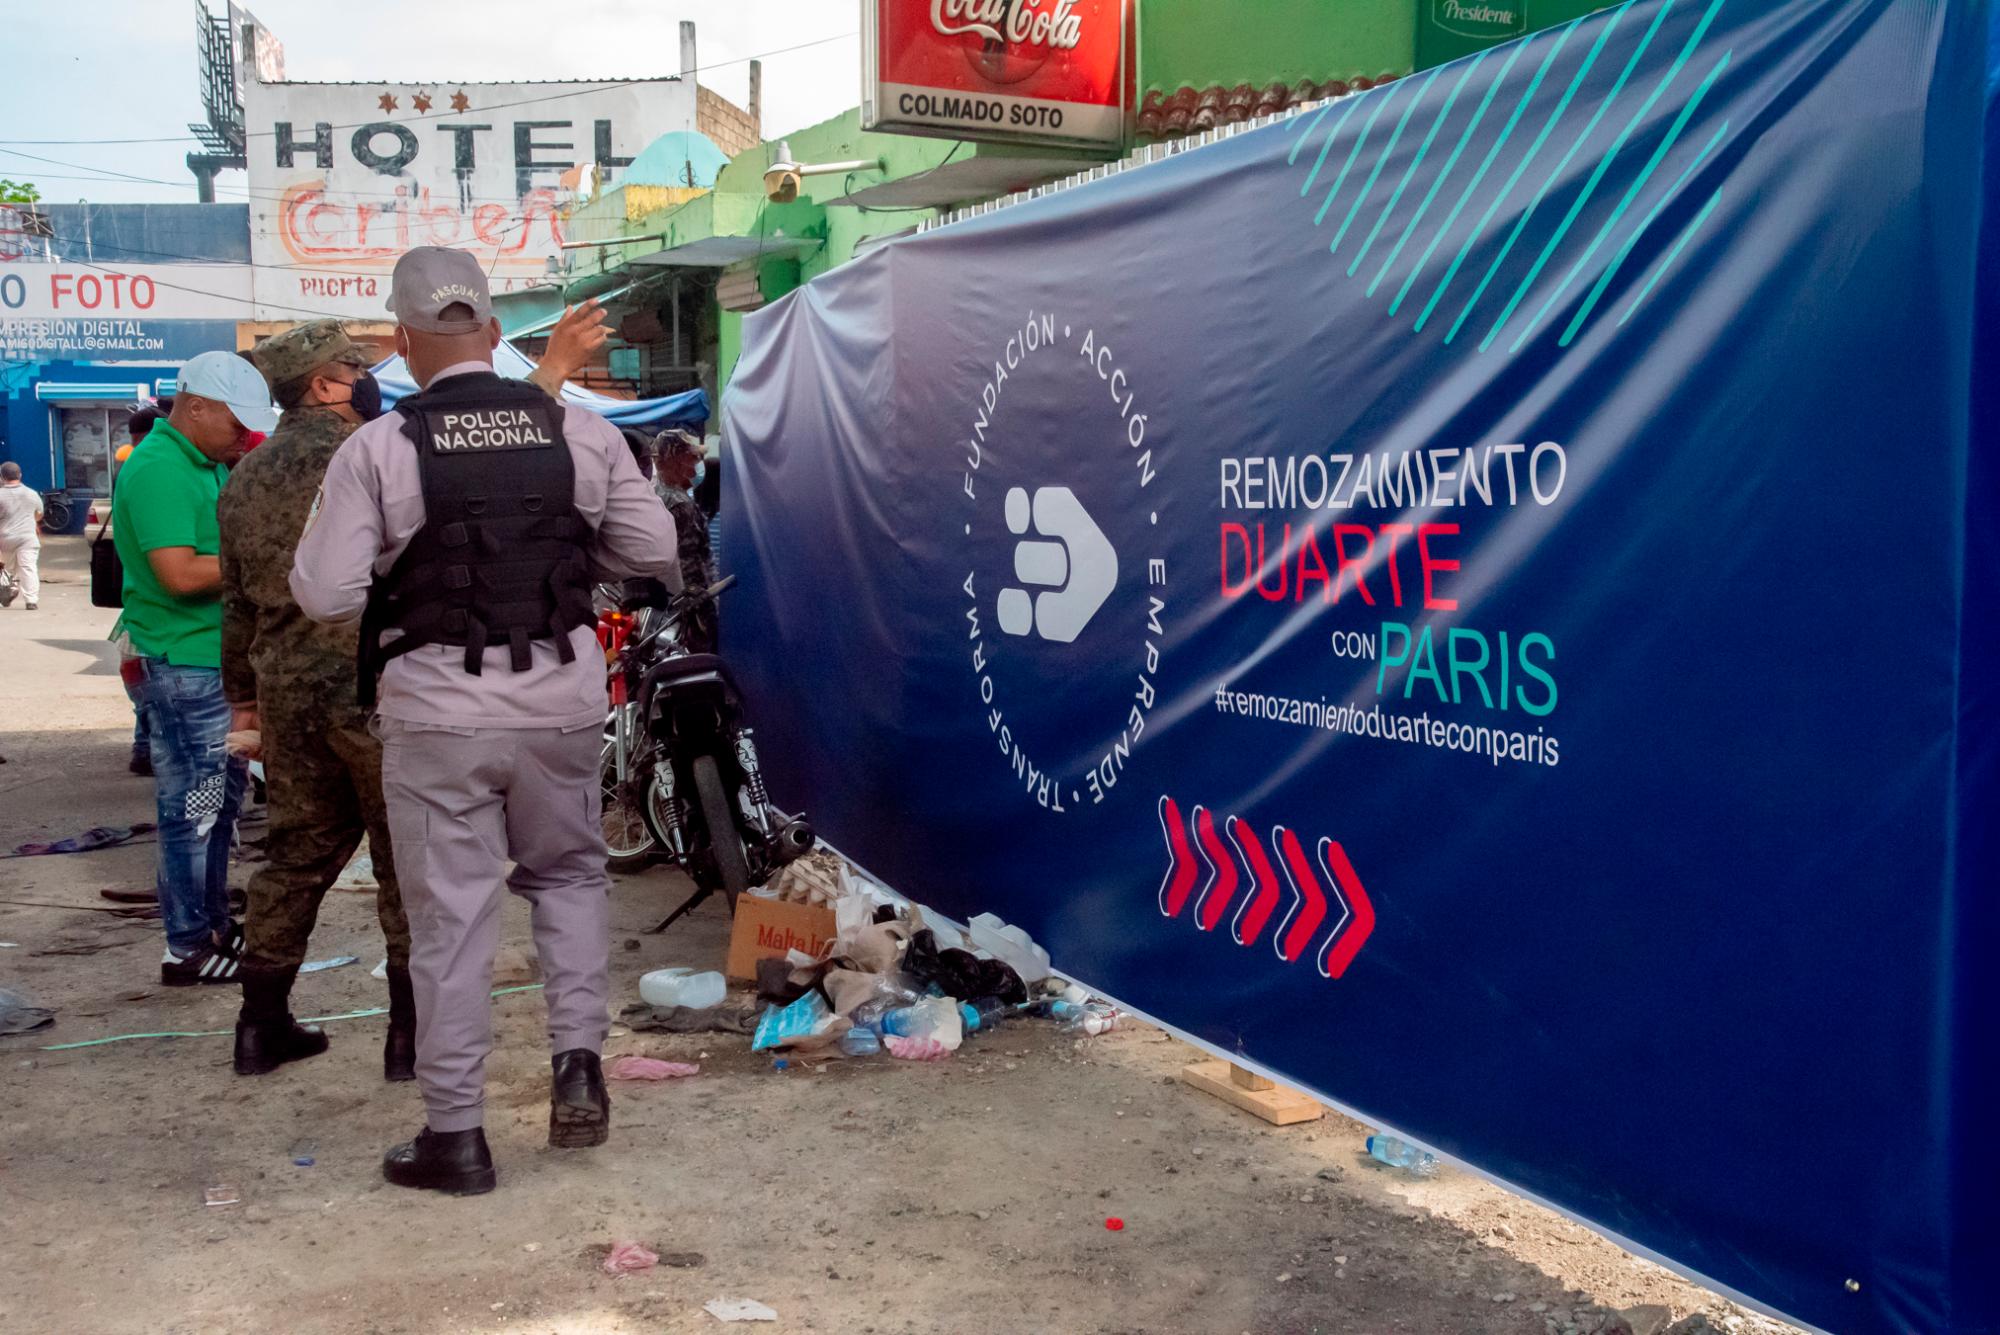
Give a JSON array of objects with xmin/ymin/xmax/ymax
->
[{"xmin": 596, "ymin": 576, "xmax": 816, "ymax": 931}]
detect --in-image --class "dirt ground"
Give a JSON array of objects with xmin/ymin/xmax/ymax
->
[{"xmin": 0, "ymin": 538, "xmax": 1808, "ymax": 1335}]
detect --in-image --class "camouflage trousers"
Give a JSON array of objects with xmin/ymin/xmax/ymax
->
[{"xmin": 243, "ymin": 694, "xmax": 410, "ymax": 971}]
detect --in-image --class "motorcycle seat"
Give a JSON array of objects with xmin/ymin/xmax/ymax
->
[{"xmin": 645, "ymin": 653, "xmax": 732, "ymax": 686}]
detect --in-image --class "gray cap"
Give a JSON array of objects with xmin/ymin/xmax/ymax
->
[
  {"xmin": 385, "ymin": 246, "xmax": 493, "ymax": 334},
  {"xmin": 175, "ymin": 350, "xmax": 280, "ymax": 433},
  {"xmin": 251, "ymin": 319, "xmax": 373, "ymax": 388}
]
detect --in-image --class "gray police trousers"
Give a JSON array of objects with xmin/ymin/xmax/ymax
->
[{"xmin": 377, "ymin": 717, "xmax": 610, "ymax": 1133}]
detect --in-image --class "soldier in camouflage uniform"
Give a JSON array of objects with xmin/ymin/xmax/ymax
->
[
  {"xmin": 652, "ymin": 428, "xmax": 717, "ymax": 653},
  {"xmin": 222, "ymin": 314, "xmax": 608, "ymax": 1081},
  {"xmin": 221, "ymin": 320, "xmax": 416, "ymax": 1080}
]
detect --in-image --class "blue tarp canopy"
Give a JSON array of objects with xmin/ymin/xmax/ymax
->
[{"xmin": 371, "ymin": 339, "xmax": 708, "ymax": 429}]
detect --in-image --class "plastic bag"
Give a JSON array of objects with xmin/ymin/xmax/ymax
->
[
  {"xmin": 0, "ymin": 985, "xmax": 55, "ymax": 1036},
  {"xmin": 751, "ymin": 991, "xmax": 833, "ymax": 1051}
]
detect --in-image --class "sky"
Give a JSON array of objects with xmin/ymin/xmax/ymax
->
[{"xmin": 0, "ymin": 0, "xmax": 864, "ymax": 206}]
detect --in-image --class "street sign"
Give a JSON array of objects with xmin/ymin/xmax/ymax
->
[{"xmin": 863, "ymin": 0, "xmax": 1130, "ymax": 152}]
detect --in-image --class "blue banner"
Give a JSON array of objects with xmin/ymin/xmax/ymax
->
[{"xmin": 723, "ymin": 3, "xmax": 1995, "ymax": 1330}]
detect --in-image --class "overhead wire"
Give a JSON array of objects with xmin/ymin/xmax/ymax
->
[
  {"xmin": 0, "ymin": 31, "xmax": 861, "ymax": 148},
  {"xmin": 0, "ymin": 146, "xmax": 611, "ymax": 210}
]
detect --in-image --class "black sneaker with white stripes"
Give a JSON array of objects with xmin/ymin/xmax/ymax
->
[{"xmin": 162, "ymin": 944, "xmax": 241, "ymax": 986}]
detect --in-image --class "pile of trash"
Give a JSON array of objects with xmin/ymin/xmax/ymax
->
[{"xmin": 629, "ymin": 854, "xmax": 1123, "ymax": 1063}]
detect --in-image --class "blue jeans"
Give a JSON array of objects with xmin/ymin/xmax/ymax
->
[{"xmin": 122, "ymin": 659, "xmax": 247, "ymax": 955}]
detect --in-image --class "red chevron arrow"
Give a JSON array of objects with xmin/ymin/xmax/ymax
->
[
  {"xmin": 1315, "ymin": 838, "xmax": 1375, "ymax": 979},
  {"xmin": 1156, "ymin": 795, "xmax": 1198, "ymax": 918},
  {"xmin": 1272, "ymin": 826, "xmax": 1329, "ymax": 965},
  {"xmin": 1193, "ymin": 805, "xmax": 1240, "ymax": 932},
  {"xmin": 1227, "ymin": 816, "xmax": 1282, "ymax": 946}
]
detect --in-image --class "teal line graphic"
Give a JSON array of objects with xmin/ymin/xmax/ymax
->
[
  {"xmin": 1373, "ymin": 43, "xmax": 1519, "ymax": 299},
  {"xmin": 1315, "ymin": 81, "xmax": 1406, "ymax": 226},
  {"xmin": 1349, "ymin": 58, "xmax": 1480, "ymax": 279},
  {"xmin": 1300, "ymin": 95, "xmax": 1365, "ymax": 196},
  {"xmin": 1446, "ymin": 0, "xmax": 1671, "ymax": 346},
  {"xmin": 1396, "ymin": 24, "xmax": 1574, "ymax": 318},
  {"xmin": 1569, "ymin": 119, "xmax": 1730, "ymax": 342},
  {"xmin": 1620, "ymin": 187, "xmax": 1723, "ymax": 324},
  {"xmin": 1333, "ymin": 68, "xmax": 1442, "ymax": 258},
  {"xmin": 1415, "ymin": 11, "xmax": 1619, "ymax": 333},
  {"xmin": 1492, "ymin": 2, "xmax": 1730, "ymax": 352},
  {"xmin": 1288, "ymin": 100, "xmax": 1336, "ymax": 162}
]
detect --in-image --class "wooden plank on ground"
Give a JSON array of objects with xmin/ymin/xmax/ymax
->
[{"xmin": 1180, "ymin": 1059, "xmax": 1325, "ymax": 1126}]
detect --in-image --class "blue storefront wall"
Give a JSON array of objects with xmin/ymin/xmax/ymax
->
[
  {"xmin": 0, "ymin": 358, "xmax": 193, "ymax": 527},
  {"xmin": 1, "ymin": 203, "xmax": 252, "ymax": 523}
]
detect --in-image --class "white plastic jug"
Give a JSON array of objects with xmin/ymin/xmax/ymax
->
[{"xmin": 638, "ymin": 968, "xmax": 727, "ymax": 1010}]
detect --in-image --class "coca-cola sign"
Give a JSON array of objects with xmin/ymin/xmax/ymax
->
[
  {"xmin": 864, "ymin": 0, "xmax": 1129, "ymax": 151},
  {"xmin": 930, "ymin": 0, "xmax": 1083, "ymax": 50}
]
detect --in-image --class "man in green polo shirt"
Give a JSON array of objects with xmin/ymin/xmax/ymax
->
[{"xmin": 114, "ymin": 350, "xmax": 279, "ymax": 986}]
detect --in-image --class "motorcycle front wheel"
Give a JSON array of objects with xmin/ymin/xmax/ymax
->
[
  {"xmin": 599, "ymin": 740, "xmax": 657, "ymax": 873},
  {"xmin": 691, "ymin": 753, "xmax": 750, "ymax": 912}
]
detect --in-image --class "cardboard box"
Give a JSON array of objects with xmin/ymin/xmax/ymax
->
[{"xmin": 725, "ymin": 893, "xmax": 837, "ymax": 981}]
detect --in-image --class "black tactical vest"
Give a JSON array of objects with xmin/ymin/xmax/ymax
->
[{"xmin": 358, "ymin": 372, "xmax": 596, "ymax": 705}]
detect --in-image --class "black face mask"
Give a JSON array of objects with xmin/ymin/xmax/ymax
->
[{"xmin": 343, "ymin": 371, "xmax": 385, "ymax": 422}]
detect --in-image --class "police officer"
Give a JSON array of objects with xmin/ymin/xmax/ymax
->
[
  {"xmin": 291, "ymin": 247, "xmax": 677, "ymax": 1196},
  {"xmin": 222, "ymin": 321, "xmax": 415, "ymax": 1080},
  {"xmin": 223, "ymin": 312, "xmax": 611, "ymax": 1084},
  {"xmin": 651, "ymin": 428, "xmax": 717, "ymax": 653}
]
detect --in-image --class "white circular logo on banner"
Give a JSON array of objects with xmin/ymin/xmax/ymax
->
[{"xmin": 956, "ymin": 309, "xmax": 1171, "ymax": 816}]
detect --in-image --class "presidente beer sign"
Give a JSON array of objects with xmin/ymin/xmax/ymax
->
[{"xmin": 863, "ymin": 0, "xmax": 1129, "ymax": 150}]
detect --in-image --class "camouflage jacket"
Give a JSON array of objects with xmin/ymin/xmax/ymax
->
[
  {"xmin": 220, "ymin": 406, "xmax": 363, "ymax": 715},
  {"xmin": 654, "ymin": 482, "xmax": 715, "ymax": 594},
  {"xmin": 654, "ymin": 481, "xmax": 716, "ymax": 651}
]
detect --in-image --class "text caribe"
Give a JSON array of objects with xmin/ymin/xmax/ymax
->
[{"xmin": 932, "ymin": 0, "xmax": 1084, "ymax": 50}]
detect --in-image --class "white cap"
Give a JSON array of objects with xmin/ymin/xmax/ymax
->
[{"xmin": 175, "ymin": 351, "xmax": 280, "ymax": 433}]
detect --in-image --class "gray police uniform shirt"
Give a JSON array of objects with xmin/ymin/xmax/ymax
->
[{"xmin": 290, "ymin": 361, "xmax": 680, "ymax": 730}]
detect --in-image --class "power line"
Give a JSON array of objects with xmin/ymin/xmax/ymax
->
[
  {"xmin": 0, "ymin": 147, "xmax": 616, "ymax": 209},
  {"xmin": 0, "ymin": 32, "xmax": 858, "ymax": 148}
]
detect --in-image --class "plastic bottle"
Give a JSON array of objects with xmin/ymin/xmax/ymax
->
[
  {"xmin": 958, "ymin": 997, "xmax": 1016, "ymax": 1033},
  {"xmin": 638, "ymin": 968, "xmax": 727, "ymax": 1010},
  {"xmin": 851, "ymin": 977, "xmax": 925, "ymax": 1033},
  {"xmin": 838, "ymin": 1027, "xmax": 882, "ymax": 1057},
  {"xmin": 1049, "ymin": 1000, "xmax": 1120, "ymax": 1036},
  {"xmin": 1365, "ymin": 1134, "xmax": 1439, "ymax": 1178},
  {"xmin": 879, "ymin": 997, "xmax": 964, "ymax": 1049}
]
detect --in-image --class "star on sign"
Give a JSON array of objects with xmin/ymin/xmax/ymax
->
[
  {"xmin": 378, "ymin": 92, "xmax": 397, "ymax": 112},
  {"xmin": 450, "ymin": 89, "xmax": 471, "ymax": 113},
  {"xmin": 412, "ymin": 92, "xmax": 433, "ymax": 113}
]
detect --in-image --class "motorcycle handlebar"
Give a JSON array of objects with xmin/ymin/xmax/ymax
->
[{"xmin": 623, "ymin": 574, "xmax": 739, "ymax": 657}]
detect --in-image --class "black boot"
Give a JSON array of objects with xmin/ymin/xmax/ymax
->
[
  {"xmin": 548, "ymin": 1049, "xmax": 610, "ymax": 1148},
  {"xmin": 382, "ymin": 1127, "xmax": 496, "ymax": 1196},
  {"xmin": 233, "ymin": 966, "xmax": 330, "ymax": 1075},
  {"xmin": 383, "ymin": 964, "xmax": 417, "ymax": 1083}
]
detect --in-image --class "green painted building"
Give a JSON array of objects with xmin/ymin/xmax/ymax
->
[{"xmin": 548, "ymin": 1, "xmax": 1612, "ymax": 423}]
